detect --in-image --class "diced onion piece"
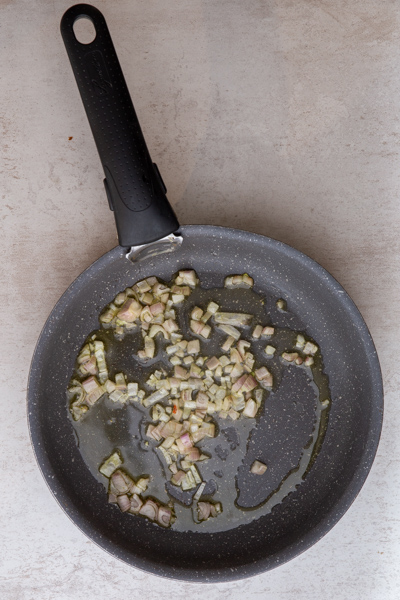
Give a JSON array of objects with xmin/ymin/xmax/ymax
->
[
  {"xmin": 129, "ymin": 493, "xmax": 143, "ymax": 514},
  {"xmin": 109, "ymin": 470, "xmax": 133, "ymax": 495},
  {"xmin": 100, "ymin": 303, "xmax": 119, "ymax": 324},
  {"xmin": 174, "ymin": 365, "xmax": 189, "ymax": 380},
  {"xmin": 206, "ymin": 356, "xmax": 220, "ymax": 371},
  {"xmin": 117, "ymin": 494, "xmax": 131, "ymax": 512},
  {"xmin": 255, "ymin": 366, "xmax": 273, "ymax": 388},
  {"xmin": 93, "ymin": 340, "xmax": 108, "ymax": 383},
  {"xmin": 214, "ymin": 312, "xmax": 252, "ymax": 327},
  {"xmin": 242, "ymin": 273, "xmax": 254, "ymax": 288},
  {"xmin": 303, "ymin": 341, "xmax": 318, "ymax": 356},
  {"xmin": 191, "ymin": 429, "xmax": 207, "ymax": 443},
  {"xmin": 109, "ymin": 389, "xmax": 128, "ymax": 403},
  {"xmin": 201, "ymin": 311, "xmax": 212, "ymax": 323},
  {"xmin": 252, "ymin": 325, "xmax": 263, "ymax": 339},
  {"xmin": 241, "ymin": 375, "xmax": 258, "ymax": 393},
  {"xmin": 139, "ymin": 499, "xmax": 158, "ymax": 521},
  {"xmin": 304, "ymin": 356, "xmax": 314, "ymax": 367},
  {"xmin": 163, "ymin": 319, "xmax": 179, "ymax": 333},
  {"xmin": 149, "ymin": 324, "xmax": 168, "ymax": 339},
  {"xmin": 149, "ymin": 302, "xmax": 165, "ymax": 316},
  {"xmin": 170, "ymin": 355, "xmax": 181, "ymax": 366},
  {"xmin": 127, "ymin": 382, "xmax": 139, "ymax": 398},
  {"xmin": 135, "ymin": 279, "xmax": 151, "ymax": 293},
  {"xmin": 190, "ymin": 464, "xmax": 202, "ymax": 484},
  {"xmin": 158, "ymin": 506, "xmax": 172, "ymax": 527},
  {"xmin": 171, "ymin": 470, "xmax": 186, "ymax": 486},
  {"xmin": 201, "ymin": 422, "xmax": 215, "ymax": 438},
  {"xmin": 207, "ymin": 301, "xmax": 219, "ymax": 314},
  {"xmin": 115, "ymin": 372, "xmax": 127, "ymax": 391},
  {"xmin": 176, "ymin": 433, "xmax": 193, "ymax": 453},
  {"xmin": 140, "ymin": 292, "xmax": 153, "ymax": 305},
  {"xmin": 197, "ymin": 501, "xmax": 211, "ymax": 521},
  {"xmin": 181, "ymin": 470, "xmax": 197, "ymax": 490},
  {"xmin": 99, "ymin": 451, "xmax": 123, "ymax": 477},
  {"xmin": 194, "ymin": 481, "xmax": 206, "ymax": 501},
  {"xmin": 172, "ymin": 294, "xmax": 185, "ymax": 304},
  {"xmin": 265, "ymin": 345, "xmax": 276, "ymax": 356},
  {"xmin": 276, "ymin": 299, "xmax": 286, "ymax": 310},
  {"xmin": 199, "ymin": 325, "xmax": 211, "ymax": 338},
  {"xmin": 79, "ymin": 355, "xmax": 97, "ymax": 376},
  {"xmin": 82, "ymin": 376, "xmax": 104, "ymax": 405},
  {"xmin": 143, "ymin": 388, "xmax": 168, "ymax": 408},
  {"xmin": 282, "ymin": 352, "xmax": 298, "ymax": 363},
  {"xmin": 254, "ymin": 389, "xmax": 263, "ymax": 406},
  {"xmin": 117, "ymin": 298, "xmax": 142, "ymax": 322},
  {"xmin": 232, "ymin": 395, "xmax": 245, "ymax": 412},
  {"xmin": 175, "ymin": 270, "xmax": 198, "ymax": 288},
  {"xmin": 262, "ymin": 326, "xmax": 274, "ymax": 337},
  {"xmin": 186, "ymin": 447, "xmax": 201, "ymax": 462},
  {"xmin": 222, "ymin": 336, "xmax": 235, "ymax": 351},
  {"xmin": 224, "ymin": 273, "xmax": 253, "ymax": 289},
  {"xmin": 135, "ymin": 477, "xmax": 150, "ymax": 493},
  {"xmin": 144, "ymin": 336, "xmax": 155, "ymax": 358},
  {"xmin": 231, "ymin": 374, "xmax": 247, "ymax": 393},
  {"xmin": 228, "ymin": 408, "xmax": 240, "ymax": 420},
  {"xmin": 250, "ymin": 460, "xmax": 267, "ymax": 475},
  {"xmin": 295, "ymin": 334, "xmax": 305, "ymax": 349},
  {"xmin": 187, "ymin": 339, "xmax": 200, "ymax": 355},
  {"xmin": 191, "ymin": 307, "xmax": 203, "ymax": 321},
  {"xmin": 243, "ymin": 399, "xmax": 258, "ymax": 418},
  {"xmin": 140, "ymin": 306, "xmax": 152, "ymax": 323},
  {"xmin": 237, "ymin": 340, "xmax": 250, "ymax": 358}
]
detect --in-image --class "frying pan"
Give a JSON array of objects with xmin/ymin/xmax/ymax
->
[{"xmin": 27, "ymin": 3, "xmax": 383, "ymax": 582}]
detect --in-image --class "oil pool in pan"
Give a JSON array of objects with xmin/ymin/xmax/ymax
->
[{"xmin": 68, "ymin": 272, "xmax": 330, "ymax": 533}]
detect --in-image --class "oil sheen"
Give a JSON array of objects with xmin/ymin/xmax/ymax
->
[{"xmin": 69, "ymin": 279, "xmax": 331, "ymax": 534}]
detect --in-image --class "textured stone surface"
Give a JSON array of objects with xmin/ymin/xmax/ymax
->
[{"xmin": 1, "ymin": 0, "xmax": 399, "ymax": 598}]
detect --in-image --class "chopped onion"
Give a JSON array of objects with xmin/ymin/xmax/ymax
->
[
  {"xmin": 143, "ymin": 388, "xmax": 168, "ymax": 408},
  {"xmin": 303, "ymin": 341, "xmax": 318, "ymax": 356},
  {"xmin": 252, "ymin": 325, "xmax": 263, "ymax": 339},
  {"xmin": 117, "ymin": 298, "xmax": 142, "ymax": 322},
  {"xmin": 117, "ymin": 494, "xmax": 131, "ymax": 512},
  {"xmin": 214, "ymin": 312, "xmax": 252, "ymax": 327},
  {"xmin": 109, "ymin": 470, "xmax": 133, "ymax": 495},
  {"xmin": 139, "ymin": 499, "xmax": 158, "ymax": 521},
  {"xmin": 243, "ymin": 399, "xmax": 257, "ymax": 418},
  {"xmin": 157, "ymin": 505, "xmax": 172, "ymax": 527},
  {"xmin": 222, "ymin": 336, "xmax": 235, "ymax": 351},
  {"xmin": 99, "ymin": 451, "xmax": 123, "ymax": 477},
  {"xmin": 129, "ymin": 493, "xmax": 143, "ymax": 514},
  {"xmin": 276, "ymin": 299, "xmax": 286, "ymax": 310},
  {"xmin": 71, "ymin": 269, "xmax": 328, "ymax": 530},
  {"xmin": 282, "ymin": 352, "xmax": 298, "ymax": 363},
  {"xmin": 197, "ymin": 501, "xmax": 211, "ymax": 521},
  {"xmin": 265, "ymin": 345, "xmax": 276, "ymax": 356},
  {"xmin": 250, "ymin": 460, "xmax": 267, "ymax": 475}
]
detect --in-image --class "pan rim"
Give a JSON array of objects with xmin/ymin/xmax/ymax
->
[{"xmin": 27, "ymin": 224, "xmax": 383, "ymax": 582}]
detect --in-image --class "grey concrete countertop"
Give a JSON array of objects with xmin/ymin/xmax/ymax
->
[{"xmin": 1, "ymin": 0, "xmax": 399, "ymax": 598}]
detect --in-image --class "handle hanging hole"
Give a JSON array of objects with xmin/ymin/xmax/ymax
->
[{"xmin": 73, "ymin": 16, "xmax": 96, "ymax": 45}]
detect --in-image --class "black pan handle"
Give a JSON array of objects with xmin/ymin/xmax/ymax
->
[{"xmin": 60, "ymin": 4, "xmax": 179, "ymax": 247}]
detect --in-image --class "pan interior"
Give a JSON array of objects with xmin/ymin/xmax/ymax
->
[{"xmin": 28, "ymin": 225, "xmax": 383, "ymax": 581}]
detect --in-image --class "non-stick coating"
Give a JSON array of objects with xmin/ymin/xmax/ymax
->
[{"xmin": 28, "ymin": 225, "xmax": 383, "ymax": 582}]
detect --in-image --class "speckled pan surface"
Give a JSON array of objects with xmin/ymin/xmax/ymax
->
[{"xmin": 27, "ymin": 225, "xmax": 383, "ymax": 582}]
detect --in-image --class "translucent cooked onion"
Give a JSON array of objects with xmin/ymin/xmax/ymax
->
[{"xmin": 71, "ymin": 271, "xmax": 325, "ymax": 529}]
